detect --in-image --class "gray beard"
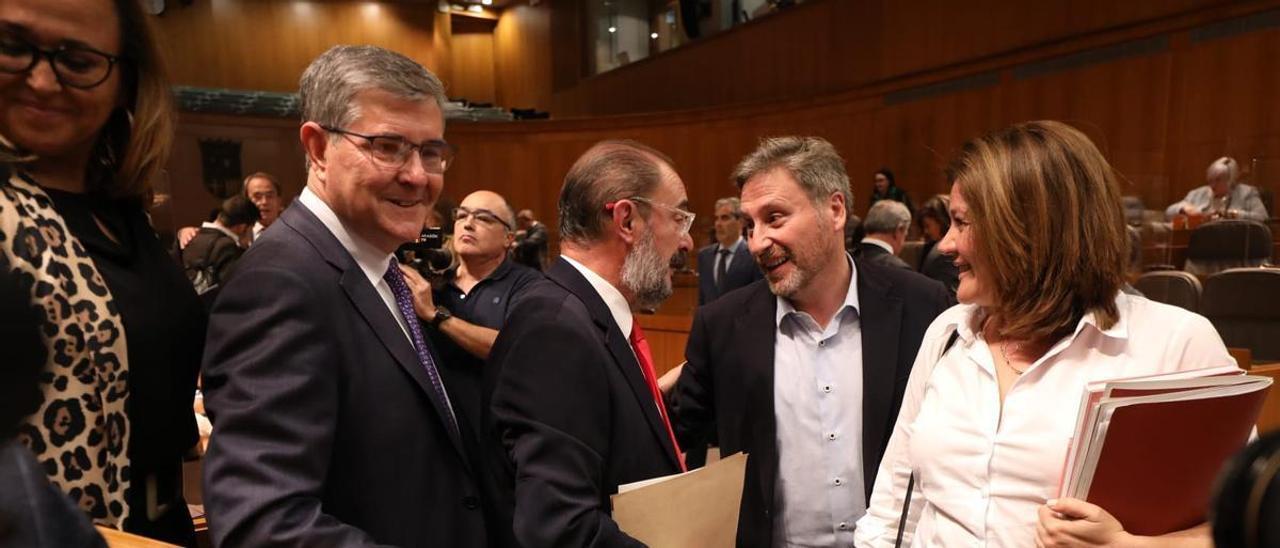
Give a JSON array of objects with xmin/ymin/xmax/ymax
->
[{"xmin": 621, "ymin": 228, "xmax": 673, "ymax": 310}]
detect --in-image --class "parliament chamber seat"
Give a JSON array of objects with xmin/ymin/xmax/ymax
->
[
  {"xmin": 1135, "ymin": 271, "xmax": 1202, "ymax": 313},
  {"xmin": 1183, "ymin": 220, "xmax": 1273, "ymax": 277},
  {"xmin": 1202, "ymin": 268, "xmax": 1280, "ymax": 362}
]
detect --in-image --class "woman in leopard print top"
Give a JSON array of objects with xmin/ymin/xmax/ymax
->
[{"xmin": 0, "ymin": 0, "xmax": 205, "ymax": 544}]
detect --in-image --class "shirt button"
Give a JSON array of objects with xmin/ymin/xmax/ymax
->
[
  {"xmin": 818, "ymin": 340, "xmax": 826, "ymax": 347},
  {"xmin": 823, "ymin": 385, "xmax": 832, "ymax": 393},
  {"xmin": 838, "ymin": 522, "xmax": 849, "ymax": 530},
  {"xmin": 833, "ymin": 477, "xmax": 843, "ymax": 486},
  {"xmin": 827, "ymin": 432, "xmax": 837, "ymax": 440}
]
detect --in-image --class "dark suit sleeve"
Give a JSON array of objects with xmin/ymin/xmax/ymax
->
[
  {"xmin": 490, "ymin": 300, "xmax": 644, "ymax": 548},
  {"xmin": 670, "ymin": 307, "xmax": 717, "ymax": 449},
  {"xmin": 210, "ymin": 239, "xmax": 243, "ymax": 287},
  {"xmin": 201, "ymin": 265, "xmax": 389, "ymax": 548},
  {"xmin": 524, "ymin": 225, "xmax": 548, "ymax": 247}
]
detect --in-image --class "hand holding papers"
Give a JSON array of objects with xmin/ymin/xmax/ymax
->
[
  {"xmin": 612, "ymin": 452, "xmax": 748, "ymax": 548},
  {"xmin": 1059, "ymin": 367, "xmax": 1271, "ymax": 535}
]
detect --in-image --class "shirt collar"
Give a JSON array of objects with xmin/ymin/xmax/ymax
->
[
  {"xmin": 951, "ymin": 291, "xmax": 1132, "ymax": 344},
  {"xmin": 445, "ymin": 257, "xmax": 514, "ymax": 290},
  {"xmin": 775, "ymin": 253, "xmax": 860, "ymax": 328},
  {"xmin": 200, "ymin": 221, "xmax": 242, "ymax": 245},
  {"xmin": 860, "ymin": 237, "xmax": 895, "ymax": 255},
  {"xmin": 561, "ymin": 254, "xmax": 633, "ymax": 337},
  {"xmin": 298, "ymin": 187, "xmax": 397, "ymax": 286}
]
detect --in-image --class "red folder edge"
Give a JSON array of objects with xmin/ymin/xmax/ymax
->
[{"xmin": 1083, "ymin": 386, "xmax": 1269, "ymax": 536}]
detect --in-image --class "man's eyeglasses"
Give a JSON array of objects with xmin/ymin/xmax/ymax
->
[
  {"xmin": 453, "ymin": 207, "xmax": 513, "ymax": 231},
  {"xmin": 322, "ymin": 126, "xmax": 454, "ymax": 174},
  {"xmin": 0, "ymin": 33, "xmax": 121, "ymax": 89},
  {"xmin": 607, "ymin": 196, "xmax": 696, "ymax": 235}
]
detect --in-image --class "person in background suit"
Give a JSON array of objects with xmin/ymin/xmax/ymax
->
[
  {"xmin": 202, "ymin": 45, "xmax": 492, "ymax": 547},
  {"xmin": 915, "ymin": 194, "xmax": 959, "ymax": 295},
  {"xmin": 181, "ymin": 194, "xmax": 258, "ymax": 306},
  {"xmin": 512, "ymin": 208, "xmax": 549, "ymax": 270},
  {"xmin": 671, "ymin": 137, "xmax": 952, "ymax": 547},
  {"xmin": 857, "ymin": 199, "xmax": 914, "ymax": 270},
  {"xmin": 487, "ymin": 140, "xmax": 694, "ymax": 548},
  {"xmin": 697, "ymin": 196, "xmax": 763, "ymax": 305}
]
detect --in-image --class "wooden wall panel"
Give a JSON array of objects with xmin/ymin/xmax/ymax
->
[
  {"xmin": 154, "ymin": 1, "xmax": 444, "ymax": 92},
  {"xmin": 495, "ymin": 4, "xmax": 554, "ymax": 110},
  {"xmin": 546, "ymin": 0, "xmax": 1248, "ymax": 117},
  {"xmin": 164, "ymin": 114, "xmax": 305, "ymax": 230},
  {"xmin": 1166, "ymin": 27, "xmax": 1280, "ymax": 202},
  {"xmin": 449, "ymin": 16, "xmax": 498, "ymax": 103}
]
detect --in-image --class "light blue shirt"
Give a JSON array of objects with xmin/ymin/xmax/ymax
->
[{"xmin": 772, "ymin": 254, "xmax": 864, "ymax": 547}]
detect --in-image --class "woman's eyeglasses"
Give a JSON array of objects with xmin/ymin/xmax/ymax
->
[{"xmin": 0, "ymin": 33, "xmax": 120, "ymax": 90}]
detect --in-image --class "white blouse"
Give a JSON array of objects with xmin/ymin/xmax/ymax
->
[{"xmin": 854, "ymin": 292, "xmax": 1236, "ymax": 547}]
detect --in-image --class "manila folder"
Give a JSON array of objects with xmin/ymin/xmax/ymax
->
[{"xmin": 611, "ymin": 452, "xmax": 748, "ymax": 548}]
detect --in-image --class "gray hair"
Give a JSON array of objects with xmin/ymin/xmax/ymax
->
[
  {"xmin": 863, "ymin": 200, "xmax": 912, "ymax": 234},
  {"xmin": 732, "ymin": 136, "xmax": 852, "ymax": 210},
  {"xmin": 299, "ymin": 45, "xmax": 447, "ymax": 130},
  {"xmin": 714, "ymin": 197, "xmax": 742, "ymax": 216},
  {"xmin": 1206, "ymin": 156, "xmax": 1238, "ymax": 185},
  {"xmin": 558, "ymin": 140, "xmax": 675, "ymax": 244}
]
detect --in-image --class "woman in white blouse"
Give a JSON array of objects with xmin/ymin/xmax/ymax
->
[{"xmin": 854, "ymin": 121, "xmax": 1233, "ymax": 548}]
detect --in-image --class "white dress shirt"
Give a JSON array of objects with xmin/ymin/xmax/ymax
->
[
  {"xmin": 297, "ymin": 188, "xmax": 412, "ymax": 344},
  {"xmin": 251, "ymin": 220, "xmax": 267, "ymax": 242},
  {"xmin": 854, "ymin": 292, "xmax": 1236, "ymax": 547},
  {"xmin": 561, "ymin": 255, "xmax": 633, "ymax": 338},
  {"xmin": 773, "ymin": 253, "xmax": 865, "ymax": 547}
]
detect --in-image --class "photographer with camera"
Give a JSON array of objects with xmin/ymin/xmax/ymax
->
[{"xmin": 399, "ymin": 190, "xmax": 542, "ymax": 361}]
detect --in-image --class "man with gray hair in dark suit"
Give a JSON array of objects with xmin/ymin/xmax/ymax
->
[{"xmin": 201, "ymin": 45, "xmax": 495, "ymax": 547}]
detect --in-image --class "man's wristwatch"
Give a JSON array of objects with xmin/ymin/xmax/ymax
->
[{"xmin": 430, "ymin": 306, "xmax": 453, "ymax": 328}]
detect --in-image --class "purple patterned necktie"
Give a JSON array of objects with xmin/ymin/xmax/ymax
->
[{"xmin": 383, "ymin": 259, "xmax": 459, "ymax": 438}]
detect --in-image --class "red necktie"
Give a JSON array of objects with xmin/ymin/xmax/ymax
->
[{"xmin": 629, "ymin": 323, "xmax": 687, "ymax": 472}]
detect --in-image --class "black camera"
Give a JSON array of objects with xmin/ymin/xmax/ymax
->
[{"xmin": 395, "ymin": 227, "xmax": 454, "ymax": 280}]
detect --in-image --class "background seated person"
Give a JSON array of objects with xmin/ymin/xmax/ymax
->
[
  {"xmin": 869, "ymin": 167, "xmax": 914, "ymax": 215},
  {"xmin": 1165, "ymin": 156, "xmax": 1268, "ymax": 222},
  {"xmin": 856, "ymin": 199, "xmax": 914, "ymax": 270}
]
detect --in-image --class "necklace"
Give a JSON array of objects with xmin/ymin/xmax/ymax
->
[{"xmin": 999, "ymin": 340, "xmax": 1027, "ymax": 375}]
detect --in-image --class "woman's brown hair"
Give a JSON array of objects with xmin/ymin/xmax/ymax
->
[
  {"xmin": 945, "ymin": 120, "xmax": 1128, "ymax": 342},
  {"xmin": 94, "ymin": 0, "xmax": 175, "ymax": 203}
]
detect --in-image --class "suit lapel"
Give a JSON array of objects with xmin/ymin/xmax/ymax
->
[
  {"xmin": 282, "ymin": 204, "xmax": 469, "ymax": 464},
  {"xmin": 856, "ymin": 260, "xmax": 902, "ymax": 500},
  {"xmin": 547, "ymin": 259, "xmax": 682, "ymax": 470},
  {"xmin": 734, "ymin": 283, "xmax": 780, "ymax": 509}
]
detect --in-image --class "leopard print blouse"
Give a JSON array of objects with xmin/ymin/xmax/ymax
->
[{"xmin": 1, "ymin": 170, "xmax": 131, "ymax": 527}]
